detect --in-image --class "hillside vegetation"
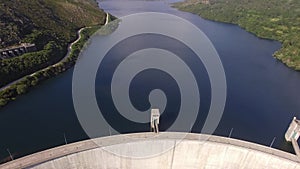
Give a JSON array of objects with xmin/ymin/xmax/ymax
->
[
  {"xmin": 0, "ymin": 26, "xmax": 102, "ymax": 107},
  {"xmin": 0, "ymin": 0, "xmax": 106, "ymax": 87},
  {"xmin": 0, "ymin": 0, "xmax": 105, "ymax": 48},
  {"xmin": 174, "ymin": 0, "xmax": 300, "ymax": 70}
]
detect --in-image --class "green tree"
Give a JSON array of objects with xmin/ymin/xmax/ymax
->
[
  {"xmin": 0, "ymin": 99, "xmax": 7, "ymax": 106},
  {"xmin": 16, "ymin": 84, "xmax": 28, "ymax": 95}
]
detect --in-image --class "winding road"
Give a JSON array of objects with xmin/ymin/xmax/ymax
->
[{"xmin": 0, "ymin": 13, "xmax": 109, "ymax": 92}]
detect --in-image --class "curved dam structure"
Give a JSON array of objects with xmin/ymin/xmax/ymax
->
[{"xmin": 1, "ymin": 132, "xmax": 300, "ymax": 169}]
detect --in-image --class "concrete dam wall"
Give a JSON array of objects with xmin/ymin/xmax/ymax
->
[{"xmin": 0, "ymin": 132, "xmax": 300, "ymax": 169}]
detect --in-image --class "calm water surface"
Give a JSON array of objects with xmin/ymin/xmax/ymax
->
[{"xmin": 1, "ymin": 0, "xmax": 300, "ymax": 162}]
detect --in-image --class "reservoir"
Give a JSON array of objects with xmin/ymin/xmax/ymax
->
[{"xmin": 1, "ymin": 0, "xmax": 300, "ymax": 162}]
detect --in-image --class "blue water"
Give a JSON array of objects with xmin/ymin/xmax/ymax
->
[{"xmin": 1, "ymin": 0, "xmax": 300, "ymax": 162}]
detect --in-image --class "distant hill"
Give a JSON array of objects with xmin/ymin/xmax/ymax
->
[
  {"xmin": 174, "ymin": 0, "xmax": 300, "ymax": 70},
  {"xmin": 0, "ymin": 0, "xmax": 106, "ymax": 48}
]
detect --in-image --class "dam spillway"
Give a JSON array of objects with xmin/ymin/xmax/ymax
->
[{"xmin": 0, "ymin": 132, "xmax": 299, "ymax": 169}]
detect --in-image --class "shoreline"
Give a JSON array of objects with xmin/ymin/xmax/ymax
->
[
  {"xmin": 172, "ymin": 1, "xmax": 300, "ymax": 71},
  {"xmin": 0, "ymin": 13, "xmax": 110, "ymax": 108}
]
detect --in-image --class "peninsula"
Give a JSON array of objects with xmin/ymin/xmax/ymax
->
[{"xmin": 173, "ymin": 0, "xmax": 300, "ymax": 71}]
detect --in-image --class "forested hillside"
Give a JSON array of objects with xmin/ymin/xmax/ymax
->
[
  {"xmin": 0, "ymin": 0, "xmax": 106, "ymax": 87},
  {"xmin": 174, "ymin": 0, "xmax": 300, "ymax": 70},
  {"xmin": 0, "ymin": 0, "xmax": 105, "ymax": 48}
]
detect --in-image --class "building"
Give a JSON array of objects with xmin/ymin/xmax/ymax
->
[
  {"xmin": 285, "ymin": 117, "xmax": 300, "ymax": 142},
  {"xmin": 0, "ymin": 43, "xmax": 37, "ymax": 60},
  {"xmin": 285, "ymin": 117, "xmax": 300, "ymax": 157}
]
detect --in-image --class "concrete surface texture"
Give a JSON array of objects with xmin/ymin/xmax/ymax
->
[{"xmin": 1, "ymin": 132, "xmax": 300, "ymax": 169}]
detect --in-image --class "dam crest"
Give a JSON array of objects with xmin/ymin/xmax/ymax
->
[{"xmin": 0, "ymin": 132, "xmax": 300, "ymax": 169}]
